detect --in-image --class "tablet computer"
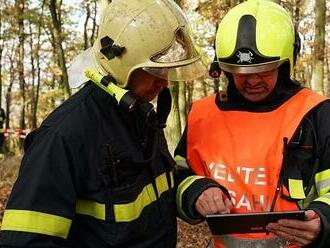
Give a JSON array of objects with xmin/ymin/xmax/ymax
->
[{"xmin": 206, "ymin": 210, "xmax": 305, "ymax": 235}]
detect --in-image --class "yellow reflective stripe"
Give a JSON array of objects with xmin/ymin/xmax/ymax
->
[
  {"xmin": 315, "ymin": 169, "xmax": 330, "ymax": 195},
  {"xmin": 170, "ymin": 171, "xmax": 175, "ymax": 188},
  {"xmin": 315, "ymin": 169, "xmax": 330, "ymax": 182},
  {"xmin": 76, "ymin": 200, "xmax": 105, "ymax": 220},
  {"xmin": 114, "ymin": 172, "xmax": 172, "ymax": 222},
  {"xmin": 288, "ymin": 179, "xmax": 306, "ymax": 199},
  {"xmin": 176, "ymin": 175, "xmax": 205, "ymax": 220},
  {"xmin": 174, "ymin": 155, "xmax": 188, "ymax": 168},
  {"xmin": 174, "ymin": 155, "xmax": 185, "ymax": 161},
  {"xmin": 1, "ymin": 210, "xmax": 71, "ymax": 239},
  {"xmin": 302, "ymin": 185, "xmax": 317, "ymax": 209},
  {"xmin": 314, "ymin": 193, "xmax": 330, "ymax": 206}
]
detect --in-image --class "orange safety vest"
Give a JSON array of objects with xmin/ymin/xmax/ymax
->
[{"xmin": 187, "ymin": 88, "xmax": 327, "ymax": 248}]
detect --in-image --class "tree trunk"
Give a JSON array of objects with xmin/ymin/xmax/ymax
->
[
  {"xmin": 49, "ymin": 0, "xmax": 71, "ymax": 98},
  {"xmin": 226, "ymin": 0, "xmax": 242, "ymax": 7},
  {"xmin": 0, "ymin": 6, "xmax": 3, "ymax": 108},
  {"xmin": 293, "ymin": 0, "xmax": 302, "ymax": 30},
  {"xmin": 202, "ymin": 80, "xmax": 208, "ymax": 97},
  {"xmin": 230, "ymin": 0, "xmax": 241, "ymax": 6},
  {"xmin": 6, "ymin": 43, "xmax": 16, "ymax": 130},
  {"xmin": 49, "ymin": 30, "xmax": 58, "ymax": 109},
  {"xmin": 16, "ymin": 0, "xmax": 26, "ymax": 130},
  {"xmin": 5, "ymin": 81, "xmax": 13, "ymax": 131},
  {"xmin": 179, "ymin": 82, "xmax": 187, "ymax": 130},
  {"xmin": 28, "ymin": 22, "xmax": 36, "ymax": 128},
  {"xmin": 44, "ymin": 23, "xmax": 59, "ymax": 108},
  {"xmin": 310, "ymin": 0, "xmax": 325, "ymax": 95},
  {"xmin": 326, "ymin": 52, "xmax": 330, "ymax": 96},
  {"xmin": 90, "ymin": 0, "xmax": 98, "ymax": 46},
  {"xmin": 165, "ymin": 82, "xmax": 182, "ymax": 153},
  {"xmin": 292, "ymin": 0, "xmax": 300, "ymax": 79},
  {"xmin": 213, "ymin": 78, "xmax": 220, "ymax": 94},
  {"xmin": 83, "ymin": 2, "xmax": 91, "ymax": 50},
  {"xmin": 31, "ymin": 1, "xmax": 45, "ymax": 129},
  {"xmin": 171, "ymin": 81, "xmax": 182, "ymax": 136},
  {"xmin": 169, "ymin": 0, "xmax": 183, "ymax": 145},
  {"xmin": 306, "ymin": 64, "xmax": 312, "ymax": 89},
  {"xmin": 186, "ymin": 81, "xmax": 194, "ymax": 115}
]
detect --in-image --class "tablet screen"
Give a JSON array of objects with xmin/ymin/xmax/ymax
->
[{"xmin": 206, "ymin": 210, "xmax": 305, "ymax": 235}]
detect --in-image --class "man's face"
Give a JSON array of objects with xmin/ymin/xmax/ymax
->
[
  {"xmin": 232, "ymin": 69, "xmax": 279, "ymax": 102},
  {"xmin": 127, "ymin": 69, "xmax": 168, "ymax": 103}
]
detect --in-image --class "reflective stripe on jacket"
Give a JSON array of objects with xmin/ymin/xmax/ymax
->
[{"xmin": 0, "ymin": 83, "xmax": 177, "ymax": 248}]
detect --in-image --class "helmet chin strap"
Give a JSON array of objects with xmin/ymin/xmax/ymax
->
[
  {"xmin": 133, "ymin": 87, "xmax": 172, "ymax": 129},
  {"xmin": 156, "ymin": 87, "xmax": 172, "ymax": 128}
]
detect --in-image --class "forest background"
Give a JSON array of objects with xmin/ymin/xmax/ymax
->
[{"xmin": 0, "ymin": 0, "xmax": 329, "ymax": 247}]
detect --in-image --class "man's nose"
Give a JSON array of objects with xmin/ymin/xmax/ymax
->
[{"xmin": 246, "ymin": 74, "xmax": 262, "ymax": 85}]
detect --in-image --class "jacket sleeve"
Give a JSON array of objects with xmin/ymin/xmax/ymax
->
[
  {"xmin": 305, "ymin": 101, "xmax": 330, "ymax": 248},
  {"xmin": 0, "ymin": 127, "xmax": 77, "ymax": 247},
  {"xmin": 174, "ymin": 128, "xmax": 230, "ymax": 224}
]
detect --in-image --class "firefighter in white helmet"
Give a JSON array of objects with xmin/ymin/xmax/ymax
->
[{"xmin": 0, "ymin": 0, "xmax": 228, "ymax": 247}]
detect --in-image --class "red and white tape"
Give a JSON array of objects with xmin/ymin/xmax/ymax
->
[{"xmin": 3, "ymin": 129, "xmax": 30, "ymax": 139}]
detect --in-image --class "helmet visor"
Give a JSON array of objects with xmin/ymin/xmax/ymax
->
[
  {"xmin": 151, "ymin": 37, "xmax": 198, "ymax": 63},
  {"xmin": 219, "ymin": 60, "xmax": 286, "ymax": 74},
  {"xmin": 143, "ymin": 60, "xmax": 206, "ymax": 81}
]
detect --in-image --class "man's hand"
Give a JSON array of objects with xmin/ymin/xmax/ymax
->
[
  {"xmin": 266, "ymin": 210, "xmax": 321, "ymax": 247},
  {"xmin": 195, "ymin": 187, "xmax": 233, "ymax": 217}
]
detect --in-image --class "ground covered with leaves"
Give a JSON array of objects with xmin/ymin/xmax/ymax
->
[
  {"xmin": 0, "ymin": 156, "xmax": 211, "ymax": 247},
  {"xmin": 0, "ymin": 156, "xmax": 21, "ymax": 223},
  {"xmin": 177, "ymin": 219, "xmax": 211, "ymax": 247}
]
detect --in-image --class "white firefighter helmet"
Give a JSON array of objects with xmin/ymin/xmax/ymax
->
[{"xmin": 92, "ymin": 0, "xmax": 205, "ymax": 87}]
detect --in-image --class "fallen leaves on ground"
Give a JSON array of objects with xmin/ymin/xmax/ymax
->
[
  {"xmin": 0, "ymin": 156, "xmax": 21, "ymax": 223},
  {"xmin": 177, "ymin": 218, "xmax": 211, "ymax": 247}
]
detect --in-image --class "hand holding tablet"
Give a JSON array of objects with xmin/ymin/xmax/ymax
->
[{"xmin": 206, "ymin": 210, "xmax": 305, "ymax": 235}]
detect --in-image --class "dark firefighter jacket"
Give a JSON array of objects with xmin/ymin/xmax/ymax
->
[
  {"xmin": 175, "ymin": 75, "xmax": 330, "ymax": 248},
  {"xmin": 0, "ymin": 82, "xmax": 219, "ymax": 248}
]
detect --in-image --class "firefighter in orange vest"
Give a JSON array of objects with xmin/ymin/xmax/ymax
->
[{"xmin": 175, "ymin": 0, "xmax": 330, "ymax": 247}]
